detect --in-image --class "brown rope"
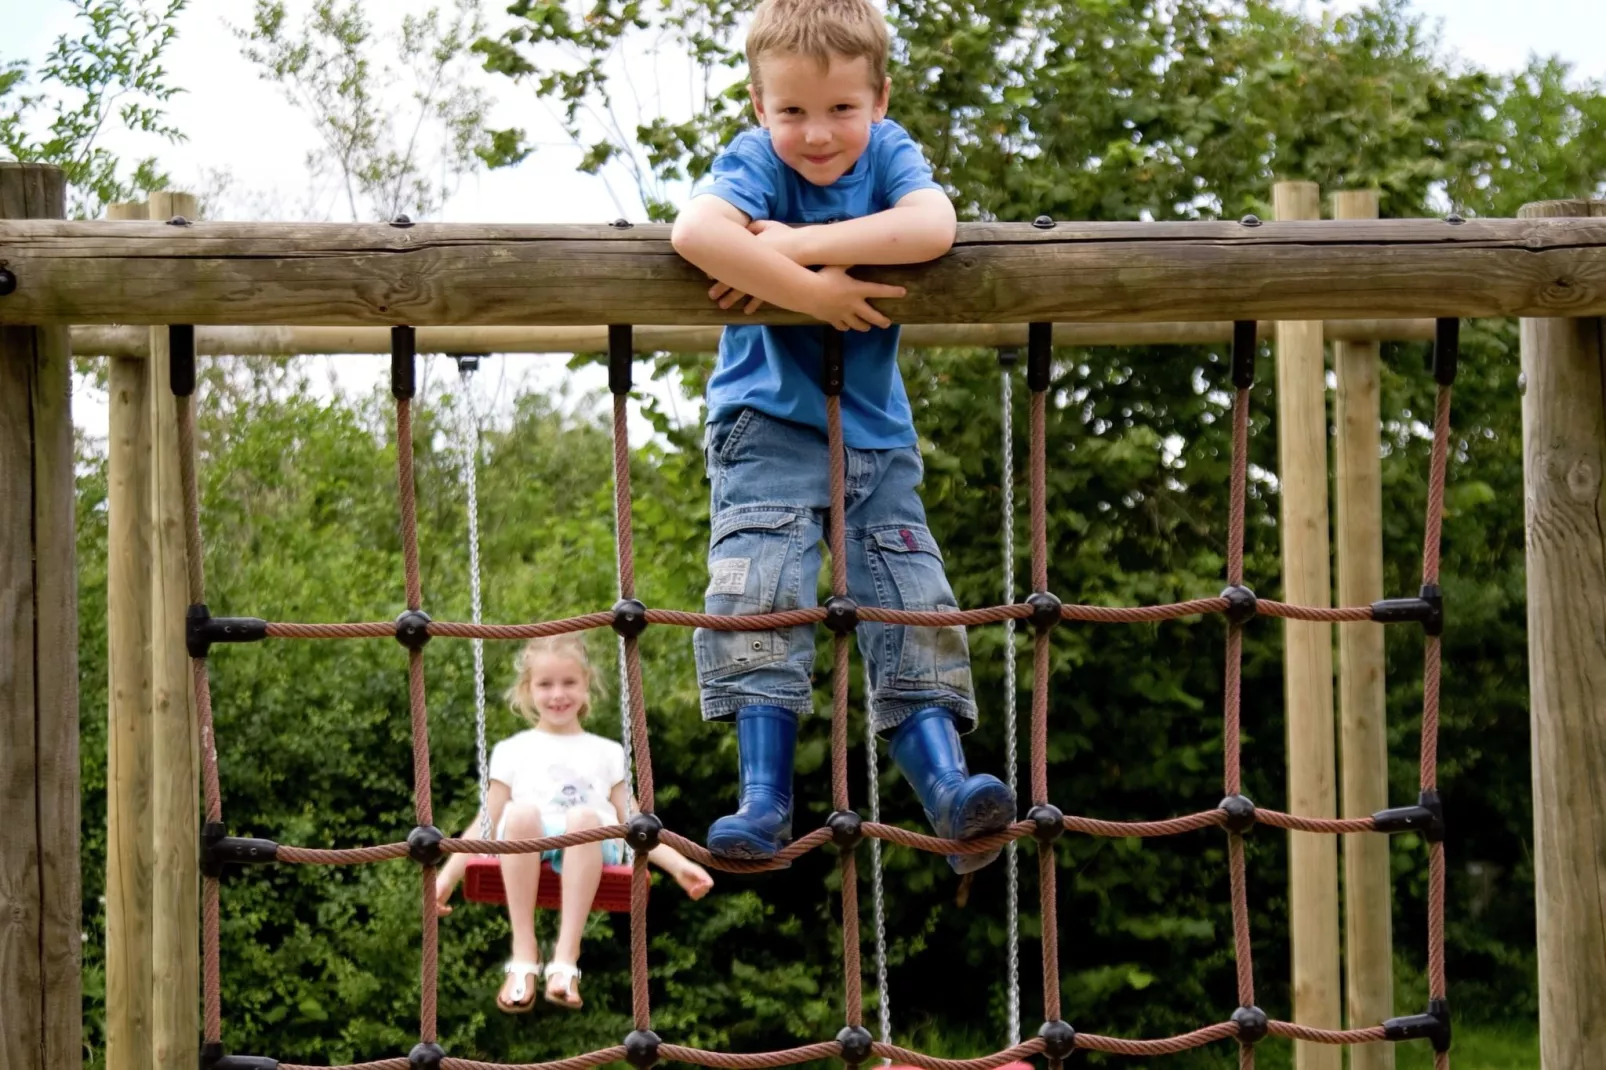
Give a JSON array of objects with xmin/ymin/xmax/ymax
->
[
  {"xmin": 203, "ymin": 875, "xmax": 220, "ymax": 1042},
  {"xmin": 631, "ymin": 853, "xmax": 651, "ymax": 1030},
  {"xmin": 1039, "ymin": 846, "xmax": 1060, "ymax": 1021},
  {"xmin": 1422, "ymin": 387, "xmax": 1452, "ymax": 1024},
  {"xmin": 1265, "ymin": 1022, "xmax": 1389, "ymax": 1045},
  {"xmin": 657, "ymin": 1043, "xmax": 842, "ymax": 1068},
  {"xmin": 443, "ymin": 1052, "xmax": 628, "ymax": 1070},
  {"xmin": 658, "ymin": 827, "xmax": 833, "ymax": 872},
  {"xmin": 1254, "ymin": 810, "xmax": 1377, "ymax": 834},
  {"xmin": 443, "ymin": 826, "xmax": 626, "ymax": 856},
  {"xmin": 614, "ymin": 394, "xmax": 637, "ymax": 600},
  {"xmin": 277, "ymin": 842, "xmax": 413, "ymax": 865},
  {"xmin": 870, "ymin": 1040, "xmax": 1046, "ymax": 1070},
  {"xmin": 1224, "ymin": 373, "xmax": 1255, "ymax": 1059},
  {"xmin": 1256, "ymin": 601, "xmax": 1374, "ymax": 622},
  {"xmin": 281, "ymin": 1060, "xmax": 411, "ymax": 1070},
  {"xmin": 427, "ymin": 614, "xmax": 616, "ymax": 639},
  {"xmin": 1076, "ymin": 1022, "xmax": 1239, "ymax": 1055}
]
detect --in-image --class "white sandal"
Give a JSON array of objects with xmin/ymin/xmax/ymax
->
[
  {"xmin": 497, "ymin": 960, "xmax": 543, "ymax": 1014},
  {"xmin": 544, "ymin": 961, "xmax": 583, "ymax": 1010}
]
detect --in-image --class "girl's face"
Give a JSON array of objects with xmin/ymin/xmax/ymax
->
[{"xmin": 526, "ymin": 654, "xmax": 589, "ymax": 730}]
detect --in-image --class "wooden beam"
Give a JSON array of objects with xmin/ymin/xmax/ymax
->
[
  {"xmin": 1274, "ymin": 181, "xmax": 1341, "ymax": 1070},
  {"xmin": 0, "ymin": 161, "xmax": 79, "ymax": 1070},
  {"xmin": 3, "ymin": 217, "xmax": 1606, "ymax": 326},
  {"xmin": 1519, "ymin": 198, "xmax": 1606, "ymax": 1068},
  {"xmin": 1331, "ymin": 190, "xmax": 1393, "ymax": 1070},
  {"xmin": 67, "ymin": 318, "xmax": 1440, "ymax": 358},
  {"xmin": 105, "ymin": 199, "xmax": 155, "ymax": 1070},
  {"xmin": 146, "ymin": 192, "xmax": 200, "ymax": 1070}
]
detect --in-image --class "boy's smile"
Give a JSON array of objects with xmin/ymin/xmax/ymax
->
[{"xmin": 750, "ymin": 52, "xmax": 890, "ymax": 186}]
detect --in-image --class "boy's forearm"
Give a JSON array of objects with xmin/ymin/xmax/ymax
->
[
  {"xmin": 792, "ymin": 201, "xmax": 957, "ymax": 266},
  {"xmin": 672, "ymin": 212, "xmax": 822, "ymax": 312}
]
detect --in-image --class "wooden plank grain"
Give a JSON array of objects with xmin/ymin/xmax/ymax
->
[{"xmin": 4, "ymin": 218, "xmax": 1606, "ymax": 325}]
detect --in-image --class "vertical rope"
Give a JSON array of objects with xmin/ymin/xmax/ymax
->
[
  {"xmin": 1225, "ymin": 377, "xmax": 1255, "ymax": 1070},
  {"xmin": 1421, "ymin": 386, "xmax": 1453, "ymax": 1070},
  {"xmin": 999, "ymin": 360, "xmax": 1022, "ymax": 1048}
]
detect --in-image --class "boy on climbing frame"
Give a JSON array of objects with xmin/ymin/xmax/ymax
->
[{"xmin": 670, "ymin": 0, "xmax": 1015, "ymax": 871}]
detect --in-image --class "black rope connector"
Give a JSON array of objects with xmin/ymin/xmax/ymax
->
[
  {"xmin": 201, "ymin": 1041, "xmax": 224, "ymax": 1070},
  {"xmin": 1433, "ymin": 318, "xmax": 1460, "ymax": 386},
  {"xmin": 186, "ymin": 604, "xmax": 269, "ymax": 659},
  {"xmin": 1027, "ymin": 591, "xmax": 1062, "ymax": 633},
  {"xmin": 1028, "ymin": 803, "xmax": 1064, "ymax": 844},
  {"xmin": 170, "ymin": 325, "xmax": 197, "ymax": 396},
  {"xmin": 624, "ymin": 1030, "xmax": 661, "ymax": 1068},
  {"xmin": 822, "ymin": 328, "xmax": 845, "ymax": 397},
  {"xmin": 1370, "ymin": 583, "xmax": 1442, "ymax": 636},
  {"xmin": 1231, "ymin": 1005, "xmax": 1269, "ymax": 1045},
  {"xmin": 407, "ymin": 825, "xmax": 444, "ymax": 866},
  {"xmin": 391, "ymin": 326, "xmax": 417, "ymax": 399},
  {"xmin": 612, "ymin": 598, "xmax": 648, "ymax": 638},
  {"xmin": 609, "ymin": 324, "xmax": 634, "ymax": 395},
  {"xmin": 837, "ymin": 1025, "xmax": 874, "ymax": 1065},
  {"xmin": 1220, "ymin": 585, "xmax": 1257, "ymax": 625},
  {"xmin": 610, "ymin": 218, "xmax": 634, "ymax": 230},
  {"xmin": 1231, "ymin": 320, "xmax": 1257, "ymax": 390},
  {"xmin": 395, "ymin": 609, "xmax": 432, "ymax": 650},
  {"xmin": 204, "ymin": 1052, "xmax": 278, "ymax": 1070},
  {"xmin": 407, "ymin": 1042, "xmax": 444, "ymax": 1070},
  {"xmin": 1219, "ymin": 794, "xmax": 1256, "ymax": 835},
  {"xmin": 0, "ymin": 267, "xmax": 16, "ymax": 296},
  {"xmin": 998, "ymin": 346, "xmax": 1020, "ymax": 367},
  {"xmin": 828, "ymin": 810, "xmax": 864, "ymax": 850},
  {"xmin": 452, "ymin": 353, "xmax": 480, "ymax": 376},
  {"xmin": 1027, "ymin": 321, "xmax": 1052, "ymax": 392},
  {"xmin": 1446, "ymin": 213, "xmax": 1466, "ymax": 225},
  {"xmin": 1032, "ymin": 215, "xmax": 1056, "ymax": 229},
  {"xmin": 167, "ymin": 215, "xmax": 192, "ymax": 227},
  {"xmin": 823, "ymin": 595, "xmax": 859, "ymax": 635},
  {"xmin": 1038, "ymin": 1020, "xmax": 1077, "ymax": 1061},
  {"xmin": 1373, "ymin": 790, "xmax": 1446, "ymax": 842},
  {"xmin": 391, "ymin": 214, "xmax": 414, "ymax": 228},
  {"xmin": 1239, "ymin": 213, "xmax": 1262, "ymax": 227},
  {"xmin": 1384, "ymin": 998, "xmax": 1451, "ymax": 1053},
  {"xmin": 626, "ymin": 812, "xmax": 663, "ymax": 852},
  {"xmin": 201, "ymin": 821, "xmax": 279, "ymax": 879}
]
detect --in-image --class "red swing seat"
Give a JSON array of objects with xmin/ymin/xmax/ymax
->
[{"xmin": 463, "ymin": 855, "xmax": 634, "ymax": 913}]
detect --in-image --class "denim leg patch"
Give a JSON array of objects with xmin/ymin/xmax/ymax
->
[{"xmin": 864, "ymin": 524, "xmax": 973, "ymax": 696}]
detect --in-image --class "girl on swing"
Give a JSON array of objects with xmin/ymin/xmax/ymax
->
[{"xmin": 435, "ymin": 635, "xmax": 714, "ymax": 1012}]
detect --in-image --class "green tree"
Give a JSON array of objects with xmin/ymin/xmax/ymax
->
[{"xmin": 0, "ymin": 0, "xmax": 188, "ymax": 217}]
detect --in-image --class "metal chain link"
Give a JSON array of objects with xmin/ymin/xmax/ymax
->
[
  {"xmin": 1000, "ymin": 359, "xmax": 1021, "ymax": 1048},
  {"xmin": 866, "ymin": 664, "xmax": 891, "ymax": 1060},
  {"xmin": 455, "ymin": 358, "xmax": 492, "ymax": 841}
]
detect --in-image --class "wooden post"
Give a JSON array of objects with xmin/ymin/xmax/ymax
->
[
  {"xmin": 105, "ymin": 198, "xmax": 155, "ymax": 1070},
  {"xmin": 0, "ymin": 161, "xmax": 80, "ymax": 1070},
  {"xmin": 146, "ymin": 191, "xmax": 200, "ymax": 1070},
  {"xmin": 1518, "ymin": 198, "xmax": 1606, "ymax": 1068},
  {"xmin": 1273, "ymin": 180, "xmax": 1341, "ymax": 1070},
  {"xmin": 1331, "ymin": 189, "xmax": 1394, "ymax": 1070}
]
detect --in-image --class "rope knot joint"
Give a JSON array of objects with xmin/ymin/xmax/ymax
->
[
  {"xmin": 1384, "ymin": 998, "xmax": 1451, "ymax": 1053},
  {"xmin": 407, "ymin": 1042, "xmax": 444, "ymax": 1070},
  {"xmin": 624, "ymin": 1030, "xmax": 661, "ymax": 1068},
  {"xmin": 828, "ymin": 810, "xmax": 864, "ymax": 850},
  {"xmin": 626, "ymin": 813, "xmax": 663, "ymax": 852},
  {"xmin": 0, "ymin": 267, "xmax": 17, "ymax": 296},
  {"xmin": 837, "ymin": 1025, "xmax": 874, "ymax": 1065},
  {"xmin": 395, "ymin": 609, "xmax": 432, "ymax": 650},
  {"xmin": 823, "ymin": 596, "xmax": 859, "ymax": 636},
  {"xmin": 187, "ymin": 604, "xmax": 269, "ymax": 659},
  {"xmin": 1026, "ymin": 591, "xmax": 1062, "ymax": 633},
  {"xmin": 1027, "ymin": 804, "xmax": 1064, "ymax": 844},
  {"xmin": 201, "ymin": 1047, "xmax": 278, "ymax": 1070},
  {"xmin": 1220, "ymin": 585, "xmax": 1257, "ymax": 626},
  {"xmin": 407, "ymin": 825, "xmax": 444, "ymax": 866},
  {"xmin": 1231, "ymin": 1006, "xmax": 1268, "ymax": 1045},
  {"xmin": 1037, "ymin": 1020, "xmax": 1077, "ymax": 1060},
  {"xmin": 612, "ymin": 599, "xmax": 648, "ymax": 638},
  {"xmin": 1218, "ymin": 794, "xmax": 1257, "ymax": 835},
  {"xmin": 201, "ymin": 821, "xmax": 279, "ymax": 879},
  {"xmin": 1370, "ymin": 584, "xmax": 1442, "ymax": 636}
]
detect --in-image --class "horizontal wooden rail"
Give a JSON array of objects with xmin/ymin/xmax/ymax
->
[
  {"xmin": 69, "ymin": 318, "xmax": 1436, "ymax": 358},
  {"xmin": 2, "ymin": 216, "xmax": 1604, "ymax": 326}
]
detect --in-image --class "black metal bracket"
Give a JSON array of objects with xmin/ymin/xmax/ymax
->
[
  {"xmin": 186, "ymin": 604, "xmax": 268, "ymax": 659},
  {"xmin": 0, "ymin": 267, "xmax": 17, "ymax": 296},
  {"xmin": 201, "ymin": 821, "xmax": 279, "ymax": 879},
  {"xmin": 1433, "ymin": 318, "xmax": 1459, "ymax": 386},
  {"xmin": 201, "ymin": 1044, "xmax": 278, "ymax": 1070},
  {"xmin": 1370, "ymin": 584, "xmax": 1443, "ymax": 636},
  {"xmin": 1373, "ymin": 790, "xmax": 1446, "ymax": 843},
  {"xmin": 170, "ymin": 325, "xmax": 197, "ymax": 397},
  {"xmin": 1231, "ymin": 321, "xmax": 1257, "ymax": 389},
  {"xmin": 997, "ymin": 346, "xmax": 1020, "ymax": 368},
  {"xmin": 609, "ymin": 324, "xmax": 634, "ymax": 395},
  {"xmin": 1027, "ymin": 322, "xmax": 1052, "ymax": 391},
  {"xmin": 391, "ymin": 327, "xmax": 416, "ymax": 399},
  {"xmin": 1384, "ymin": 998, "xmax": 1451, "ymax": 1054},
  {"xmin": 822, "ymin": 328, "xmax": 845, "ymax": 397}
]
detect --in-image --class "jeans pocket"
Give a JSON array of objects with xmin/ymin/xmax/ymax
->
[
  {"xmin": 868, "ymin": 526, "xmax": 973, "ymax": 694},
  {"xmin": 694, "ymin": 509, "xmax": 801, "ymax": 683}
]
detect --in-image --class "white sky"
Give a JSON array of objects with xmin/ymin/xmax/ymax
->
[{"xmin": 2, "ymin": 0, "xmax": 1602, "ymax": 442}]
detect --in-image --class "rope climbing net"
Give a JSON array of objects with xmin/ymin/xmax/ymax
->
[{"xmin": 178, "ymin": 317, "xmax": 1458, "ymax": 1070}]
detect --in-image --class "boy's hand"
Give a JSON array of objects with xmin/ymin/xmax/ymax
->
[
  {"xmin": 706, "ymin": 221, "xmax": 804, "ymax": 314},
  {"xmin": 806, "ymin": 266, "xmax": 906, "ymax": 332}
]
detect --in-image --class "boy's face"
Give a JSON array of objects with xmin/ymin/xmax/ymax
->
[{"xmin": 750, "ymin": 52, "xmax": 890, "ymax": 187}]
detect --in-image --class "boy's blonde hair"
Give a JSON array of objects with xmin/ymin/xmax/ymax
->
[
  {"xmin": 745, "ymin": 0, "xmax": 890, "ymax": 92},
  {"xmin": 505, "ymin": 635, "xmax": 600, "ymax": 727}
]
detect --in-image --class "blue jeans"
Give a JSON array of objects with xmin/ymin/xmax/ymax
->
[{"xmin": 695, "ymin": 408, "xmax": 976, "ymax": 734}]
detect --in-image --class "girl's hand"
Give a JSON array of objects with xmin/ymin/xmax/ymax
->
[
  {"xmin": 673, "ymin": 861, "xmax": 714, "ymax": 900},
  {"xmin": 434, "ymin": 875, "xmax": 456, "ymax": 917}
]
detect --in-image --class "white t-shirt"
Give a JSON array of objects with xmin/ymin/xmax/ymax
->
[{"xmin": 489, "ymin": 727, "xmax": 627, "ymax": 826}]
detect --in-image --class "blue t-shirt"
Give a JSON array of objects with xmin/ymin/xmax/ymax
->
[{"xmin": 694, "ymin": 119, "xmax": 943, "ymax": 448}]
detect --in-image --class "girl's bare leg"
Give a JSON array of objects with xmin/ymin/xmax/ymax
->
[
  {"xmin": 435, "ymin": 815, "xmax": 485, "ymax": 913},
  {"xmin": 500, "ymin": 801, "xmax": 546, "ymax": 963},
  {"xmin": 551, "ymin": 807, "xmax": 603, "ymax": 970}
]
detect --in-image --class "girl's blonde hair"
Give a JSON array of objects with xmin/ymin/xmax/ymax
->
[{"xmin": 504, "ymin": 635, "xmax": 601, "ymax": 726}]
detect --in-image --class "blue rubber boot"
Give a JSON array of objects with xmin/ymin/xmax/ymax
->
[
  {"xmin": 888, "ymin": 707, "xmax": 1016, "ymax": 874},
  {"xmin": 707, "ymin": 705, "xmax": 796, "ymax": 860}
]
